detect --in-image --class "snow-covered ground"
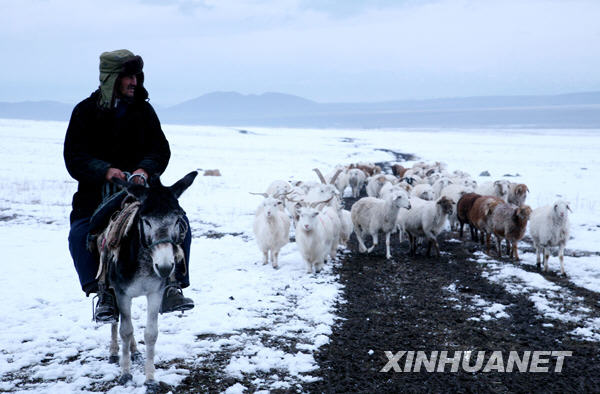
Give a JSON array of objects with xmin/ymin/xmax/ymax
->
[{"xmin": 0, "ymin": 118, "xmax": 599, "ymax": 392}]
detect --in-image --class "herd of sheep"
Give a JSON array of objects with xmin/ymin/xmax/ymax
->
[{"xmin": 251, "ymin": 161, "xmax": 572, "ymax": 276}]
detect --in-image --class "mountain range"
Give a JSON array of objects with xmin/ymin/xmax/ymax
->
[{"xmin": 2, "ymin": 91, "xmax": 600, "ymax": 128}]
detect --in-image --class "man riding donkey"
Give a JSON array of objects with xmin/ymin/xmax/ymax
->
[{"xmin": 64, "ymin": 49, "xmax": 194, "ymax": 323}]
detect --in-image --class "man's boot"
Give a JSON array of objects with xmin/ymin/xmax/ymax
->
[
  {"xmin": 160, "ymin": 283, "xmax": 194, "ymax": 314},
  {"xmin": 94, "ymin": 284, "xmax": 119, "ymax": 323}
]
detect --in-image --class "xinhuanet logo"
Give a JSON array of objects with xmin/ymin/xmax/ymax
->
[{"xmin": 380, "ymin": 350, "xmax": 573, "ymax": 373}]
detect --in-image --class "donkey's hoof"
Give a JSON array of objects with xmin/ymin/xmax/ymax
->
[
  {"xmin": 145, "ymin": 380, "xmax": 159, "ymax": 393},
  {"xmin": 108, "ymin": 355, "xmax": 119, "ymax": 364},
  {"xmin": 131, "ymin": 351, "xmax": 142, "ymax": 362},
  {"xmin": 145, "ymin": 380, "xmax": 170, "ymax": 394},
  {"xmin": 118, "ymin": 373, "xmax": 133, "ymax": 385}
]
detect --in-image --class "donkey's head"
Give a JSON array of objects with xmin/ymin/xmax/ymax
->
[{"xmin": 113, "ymin": 171, "xmax": 197, "ymax": 279}]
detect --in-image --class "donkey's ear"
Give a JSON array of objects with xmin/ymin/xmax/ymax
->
[
  {"xmin": 148, "ymin": 173, "xmax": 162, "ymax": 188},
  {"xmin": 170, "ymin": 171, "xmax": 198, "ymax": 198}
]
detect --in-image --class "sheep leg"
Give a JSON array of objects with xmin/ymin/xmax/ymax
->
[
  {"xmin": 559, "ymin": 245, "xmax": 566, "ymax": 276},
  {"xmin": 485, "ymin": 233, "xmax": 491, "ymax": 254},
  {"xmin": 434, "ymin": 239, "xmax": 441, "ymax": 257},
  {"xmin": 459, "ymin": 222, "xmax": 464, "ymax": 238},
  {"xmin": 367, "ymin": 232, "xmax": 378, "ymax": 253},
  {"xmin": 262, "ymin": 250, "xmax": 269, "ymax": 265},
  {"xmin": 271, "ymin": 250, "xmax": 279, "ymax": 269},
  {"xmin": 306, "ymin": 261, "xmax": 313, "ymax": 274},
  {"xmin": 355, "ymin": 228, "xmax": 368, "ymax": 253},
  {"xmin": 495, "ymin": 236, "xmax": 502, "ymax": 258},
  {"xmin": 385, "ymin": 232, "xmax": 392, "ymax": 259},
  {"xmin": 408, "ymin": 233, "xmax": 416, "ymax": 256},
  {"xmin": 535, "ymin": 246, "xmax": 541, "ymax": 268},
  {"xmin": 513, "ymin": 241, "xmax": 520, "ymax": 261},
  {"xmin": 543, "ymin": 248, "xmax": 550, "ymax": 272},
  {"xmin": 470, "ymin": 225, "xmax": 477, "ymax": 242}
]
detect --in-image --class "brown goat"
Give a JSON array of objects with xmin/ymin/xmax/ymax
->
[
  {"xmin": 468, "ymin": 196, "xmax": 504, "ymax": 253},
  {"xmin": 491, "ymin": 204, "xmax": 532, "ymax": 260},
  {"xmin": 456, "ymin": 193, "xmax": 481, "ymax": 240},
  {"xmin": 348, "ymin": 163, "xmax": 382, "ymax": 177},
  {"xmin": 391, "ymin": 164, "xmax": 408, "ymax": 178}
]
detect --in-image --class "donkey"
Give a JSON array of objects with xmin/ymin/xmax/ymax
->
[{"xmin": 106, "ymin": 171, "xmax": 197, "ymax": 390}]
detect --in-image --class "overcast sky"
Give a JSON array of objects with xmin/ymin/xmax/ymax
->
[{"xmin": 2, "ymin": 0, "xmax": 599, "ymax": 106}]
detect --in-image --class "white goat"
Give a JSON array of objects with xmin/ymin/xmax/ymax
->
[
  {"xmin": 252, "ymin": 195, "xmax": 291, "ymax": 269},
  {"xmin": 351, "ymin": 189, "xmax": 411, "ymax": 259},
  {"xmin": 475, "ymin": 180, "xmax": 510, "ymax": 202},
  {"xmin": 347, "ymin": 168, "xmax": 367, "ymax": 198},
  {"xmin": 529, "ymin": 200, "xmax": 571, "ymax": 275},
  {"xmin": 295, "ymin": 205, "xmax": 339, "ymax": 273}
]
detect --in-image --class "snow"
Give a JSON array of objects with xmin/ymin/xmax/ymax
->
[{"xmin": 1, "ymin": 118, "xmax": 600, "ymax": 391}]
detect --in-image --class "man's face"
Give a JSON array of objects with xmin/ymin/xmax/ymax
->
[{"xmin": 118, "ymin": 74, "xmax": 137, "ymax": 98}]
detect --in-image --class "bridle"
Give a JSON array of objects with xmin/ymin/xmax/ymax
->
[{"xmin": 137, "ymin": 212, "xmax": 188, "ymax": 251}]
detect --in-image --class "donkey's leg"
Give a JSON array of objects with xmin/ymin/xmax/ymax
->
[
  {"xmin": 130, "ymin": 331, "xmax": 141, "ymax": 362},
  {"xmin": 117, "ymin": 296, "xmax": 134, "ymax": 384},
  {"xmin": 144, "ymin": 291, "xmax": 162, "ymax": 387},
  {"xmin": 109, "ymin": 322, "xmax": 119, "ymax": 364}
]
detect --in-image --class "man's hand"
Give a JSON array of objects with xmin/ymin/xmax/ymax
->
[
  {"xmin": 106, "ymin": 167, "xmax": 126, "ymax": 182},
  {"xmin": 131, "ymin": 168, "xmax": 149, "ymax": 185}
]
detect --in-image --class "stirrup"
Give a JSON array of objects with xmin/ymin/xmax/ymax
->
[
  {"xmin": 160, "ymin": 284, "xmax": 194, "ymax": 314},
  {"xmin": 92, "ymin": 289, "xmax": 119, "ymax": 324}
]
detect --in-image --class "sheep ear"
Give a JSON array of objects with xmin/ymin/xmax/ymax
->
[{"xmin": 170, "ymin": 171, "xmax": 198, "ymax": 198}]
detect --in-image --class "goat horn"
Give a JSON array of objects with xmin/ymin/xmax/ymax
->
[
  {"xmin": 329, "ymin": 169, "xmax": 343, "ymax": 185},
  {"xmin": 313, "ymin": 168, "xmax": 327, "ymax": 184}
]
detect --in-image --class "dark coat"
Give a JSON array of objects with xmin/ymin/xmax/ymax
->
[{"xmin": 64, "ymin": 89, "xmax": 170, "ymax": 223}]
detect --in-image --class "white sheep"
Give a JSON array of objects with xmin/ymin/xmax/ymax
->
[
  {"xmin": 252, "ymin": 195, "xmax": 291, "ymax": 269},
  {"xmin": 397, "ymin": 196, "xmax": 454, "ymax": 257},
  {"xmin": 475, "ymin": 180, "xmax": 510, "ymax": 202},
  {"xmin": 432, "ymin": 177, "xmax": 453, "ymax": 199},
  {"xmin": 411, "ymin": 183, "xmax": 435, "ymax": 201},
  {"xmin": 295, "ymin": 205, "xmax": 338, "ymax": 273},
  {"xmin": 347, "ymin": 168, "xmax": 367, "ymax": 198},
  {"xmin": 338, "ymin": 208, "xmax": 353, "ymax": 248},
  {"xmin": 351, "ymin": 189, "xmax": 411, "ymax": 259},
  {"xmin": 366, "ymin": 174, "xmax": 389, "ymax": 198},
  {"xmin": 529, "ymin": 200, "xmax": 571, "ymax": 275}
]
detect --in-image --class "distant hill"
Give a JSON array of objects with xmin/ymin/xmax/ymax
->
[
  {"xmin": 0, "ymin": 101, "xmax": 73, "ymax": 122},
  {"xmin": 2, "ymin": 91, "xmax": 600, "ymax": 128}
]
